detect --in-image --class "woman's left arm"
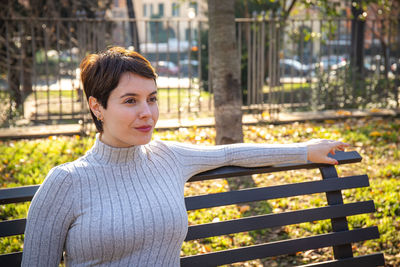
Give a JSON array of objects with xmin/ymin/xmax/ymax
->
[{"xmin": 165, "ymin": 139, "xmax": 348, "ymax": 181}]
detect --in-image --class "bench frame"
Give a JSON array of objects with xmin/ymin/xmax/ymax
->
[{"xmin": 0, "ymin": 151, "xmax": 385, "ymax": 266}]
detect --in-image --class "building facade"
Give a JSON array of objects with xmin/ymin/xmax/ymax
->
[{"xmin": 111, "ymin": 0, "xmax": 207, "ymax": 45}]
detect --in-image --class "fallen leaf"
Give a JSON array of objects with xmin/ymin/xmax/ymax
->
[
  {"xmin": 336, "ymin": 110, "xmax": 352, "ymax": 116},
  {"xmin": 369, "ymin": 131, "xmax": 382, "ymax": 137},
  {"xmin": 239, "ymin": 205, "xmax": 251, "ymax": 213},
  {"xmin": 370, "ymin": 108, "xmax": 382, "ymax": 113}
]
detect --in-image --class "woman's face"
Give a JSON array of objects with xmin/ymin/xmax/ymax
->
[{"xmin": 91, "ymin": 72, "xmax": 159, "ymax": 147}]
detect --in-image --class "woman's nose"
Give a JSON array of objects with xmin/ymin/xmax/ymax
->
[{"xmin": 139, "ymin": 102, "xmax": 152, "ymax": 118}]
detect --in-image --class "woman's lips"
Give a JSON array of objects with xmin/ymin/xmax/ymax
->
[{"xmin": 135, "ymin": 126, "xmax": 152, "ymax": 132}]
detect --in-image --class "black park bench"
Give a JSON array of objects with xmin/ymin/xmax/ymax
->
[{"xmin": 0, "ymin": 151, "xmax": 385, "ymax": 266}]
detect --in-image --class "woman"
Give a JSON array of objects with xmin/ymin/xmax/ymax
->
[{"xmin": 22, "ymin": 47, "xmax": 348, "ymax": 266}]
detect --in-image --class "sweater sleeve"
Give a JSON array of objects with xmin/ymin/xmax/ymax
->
[
  {"xmin": 164, "ymin": 141, "xmax": 308, "ymax": 181},
  {"xmin": 22, "ymin": 165, "xmax": 76, "ymax": 267}
]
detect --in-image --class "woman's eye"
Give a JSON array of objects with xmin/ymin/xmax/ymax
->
[
  {"xmin": 149, "ymin": 96, "xmax": 158, "ymax": 103},
  {"xmin": 125, "ymin": 98, "xmax": 136, "ymax": 104}
]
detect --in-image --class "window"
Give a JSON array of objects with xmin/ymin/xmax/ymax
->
[
  {"xmin": 185, "ymin": 28, "xmax": 191, "ymax": 41},
  {"xmin": 158, "ymin": 3, "xmax": 164, "ymax": 16},
  {"xmin": 189, "ymin": 2, "xmax": 198, "ymax": 16},
  {"xmin": 172, "ymin": 3, "xmax": 180, "ymax": 17},
  {"xmin": 143, "ymin": 4, "xmax": 147, "ymax": 17},
  {"xmin": 185, "ymin": 28, "xmax": 197, "ymax": 41},
  {"xmin": 150, "ymin": 4, "xmax": 153, "ymax": 16}
]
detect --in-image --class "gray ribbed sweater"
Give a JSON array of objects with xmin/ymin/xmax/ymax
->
[{"xmin": 22, "ymin": 137, "xmax": 307, "ymax": 266}]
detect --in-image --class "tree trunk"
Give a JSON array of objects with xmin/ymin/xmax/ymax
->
[
  {"xmin": 22, "ymin": 29, "xmax": 33, "ymax": 98},
  {"xmin": 126, "ymin": 0, "xmax": 140, "ymax": 53},
  {"xmin": 350, "ymin": 2, "xmax": 365, "ymax": 75},
  {"xmin": 8, "ymin": 59, "xmax": 23, "ymax": 107},
  {"xmin": 381, "ymin": 40, "xmax": 389, "ymax": 79},
  {"xmin": 208, "ymin": 0, "xmax": 243, "ymax": 145}
]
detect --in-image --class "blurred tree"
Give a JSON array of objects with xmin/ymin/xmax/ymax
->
[
  {"xmin": 126, "ymin": 0, "xmax": 140, "ymax": 53},
  {"xmin": 366, "ymin": 0, "xmax": 400, "ymax": 79},
  {"xmin": 0, "ymin": 0, "xmax": 113, "ymax": 109},
  {"xmin": 350, "ymin": 0, "xmax": 366, "ymax": 77},
  {"xmin": 234, "ymin": 0, "xmax": 398, "ymax": 101},
  {"xmin": 208, "ymin": 0, "xmax": 243, "ymax": 145}
]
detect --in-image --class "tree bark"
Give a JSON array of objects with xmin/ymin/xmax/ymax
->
[
  {"xmin": 350, "ymin": 2, "xmax": 365, "ymax": 75},
  {"xmin": 126, "ymin": 0, "xmax": 140, "ymax": 53},
  {"xmin": 8, "ymin": 59, "xmax": 23, "ymax": 107},
  {"xmin": 208, "ymin": 0, "xmax": 243, "ymax": 145}
]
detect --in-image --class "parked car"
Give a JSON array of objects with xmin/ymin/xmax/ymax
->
[
  {"xmin": 179, "ymin": 59, "xmax": 199, "ymax": 77},
  {"xmin": 318, "ymin": 55, "xmax": 348, "ymax": 71},
  {"xmin": 279, "ymin": 59, "xmax": 314, "ymax": 77},
  {"xmin": 266, "ymin": 59, "xmax": 315, "ymax": 83},
  {"xmin": 152, "ymin": 61, "xmax": 179, "ymax": 76}
]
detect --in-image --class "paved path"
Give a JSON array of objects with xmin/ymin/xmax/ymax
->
[{"xmin": 0, "ymin": 109, "xmax": 398, "ymax": 140}]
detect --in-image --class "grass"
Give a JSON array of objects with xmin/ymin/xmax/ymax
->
[
  {"xmin": 0, "ymin": 117, "xmax": 399, "ymax": 266},
  {"xmin": 263, "ymin": 82, "xmax": 312, "ymax": 93}
]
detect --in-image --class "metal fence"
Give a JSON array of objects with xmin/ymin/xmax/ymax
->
[
  {"xmin": 0, "ymin": 17, "xmax": 212, "ymax": 127},
  {"xmin": 240, "ymin": 16, "xmax": 400, "ymax": 117},
  {"xmin": 0, "ymin": 16, "xmax": 399, "ymax": 128}
]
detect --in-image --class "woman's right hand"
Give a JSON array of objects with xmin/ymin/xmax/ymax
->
[{"xmin": 305, "ymin": 139, "xmax": 350, "ymax": 165}]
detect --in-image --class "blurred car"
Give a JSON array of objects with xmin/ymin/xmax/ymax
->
[
  {"xmin": 152, "ymin": 61, "xmax": 179, "ymax": 76},
  {"xmin": 318, "ymin": 55, "xmax": 348, "ymax": 71},
  {"xmin": 266, "ymin": 59, "xmax": 315, "ymax": 83},
  {"xmin": 179, "ymin": 59, "xmax": 199, "ymax": 77},
  {"xmin": 279, "ymin": 59, "xmax": 314, "ymax": 77}
]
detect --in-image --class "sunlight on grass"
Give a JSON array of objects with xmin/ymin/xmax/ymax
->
[{"xmin": 0, "ymin": 117, "xmax": 399, "ymax": 265}]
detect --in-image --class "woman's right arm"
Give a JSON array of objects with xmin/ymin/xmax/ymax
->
[{"xmin": 22, "ymin": 166, "xmax": 75, "ymax": 267}]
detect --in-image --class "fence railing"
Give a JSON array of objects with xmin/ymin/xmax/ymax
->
[
  {"xmin": 0, "ymin": 16, "xmax": 399, "ymax": 128},
  {"xmin": 239, "ymin": 16, "xmax": 400, "ymax": 116}
]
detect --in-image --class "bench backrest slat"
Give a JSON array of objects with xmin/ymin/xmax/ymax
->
[
  {"xmin": 0, "ymin": 252, "xmax": 22, "ymax": 267},
  {"xmin": 181, "ymin": 227, "xmax": 380, "ymax": 266},
  {"xmin": 185, "ymin": 174, "xmax": 369, "ymax": 210},
  {"xmin": 301, "ymin": 253, "xmax": 386, "ymax": 267},
  {"xmin": 0, "ymin": 219, "xmax": 26, "ymax": 238},
  {"xmin": 185, "ymin": 201, "xmax": 375, "ymax": 241},
  {"xmin": 189, "ymin": 151, "xmax": 362, "ymax": 182},
  {"xmin": 0, "ymin": 185, "xmax": 39, "ymax": 205}
]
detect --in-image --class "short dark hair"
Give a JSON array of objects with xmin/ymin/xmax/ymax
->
[{"xmin": 80, "ymin": 46, "xmax": 157, "ymax": 132}]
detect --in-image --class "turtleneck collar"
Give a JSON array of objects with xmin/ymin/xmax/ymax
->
[{"xmin": 88, "ymin": 134, "xmax": 141, "ymax": 165}]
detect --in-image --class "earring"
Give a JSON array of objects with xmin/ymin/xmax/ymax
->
[{"xmin": 97, "ymin": 114, "xmax": 103, "ymax": 122}]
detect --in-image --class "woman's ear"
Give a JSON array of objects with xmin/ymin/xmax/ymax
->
[{"xmin": 88, "ymin": 96, "xmax": 102, "ymax": 119}]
